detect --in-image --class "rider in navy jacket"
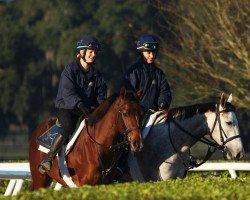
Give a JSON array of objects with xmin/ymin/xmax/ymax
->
[
  {"xmin": 55, "ymin": 59, "xmax": 106, "ymax": 110},
  {"xmin": 123, "ymin": 34, "xmax": 172, "ymax": 112},
  {"xmin": 39, "ymin": 35, "xmax": 107, "ymax": 175},
  {"xmin": 116, "ymin": 34, "xmax": 172, "ymax": 179}
]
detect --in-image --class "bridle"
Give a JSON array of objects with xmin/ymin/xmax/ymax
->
[
  {"xmin": 211, "ymin": 105, "xmax": 240, "ymax": 147},
  {"xmin": 85, "ymin": 99, "xmax": 141, "ymax": 180},
  {"xmin": 85, "ymin": 104, "xmax": 141, "ymax": 150},
  {"xmin": 168, "ymin": 103, "xmax": 241, "ymax": 168}
]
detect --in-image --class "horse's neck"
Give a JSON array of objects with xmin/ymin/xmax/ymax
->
[
  {"xmin": 89, "ymin": 104, "xmax": 120, "ymax": 147},
  {"xmin": 169, "ymin": 113, "xmax": 212, "ymax": 149}
]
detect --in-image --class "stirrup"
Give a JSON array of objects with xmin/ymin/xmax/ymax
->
[{"xmin": 38, "ymin": 160, "xmax": 52, "ymax": 174}]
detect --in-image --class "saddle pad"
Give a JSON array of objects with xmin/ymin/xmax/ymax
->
[
  {"xmin": 37, "ymin": 116, "xmax": 84, "ymax": 149},
  {"xmin": 38, "ymin": 119, "xmax": 86, "ymax": 156},
  {"xmin": 37, "ymin": 123, "xmax": 63, "ymax": 149},
  {"xmin": 142, "ymin": 110, "xmax": 165, "ymax": 139}
]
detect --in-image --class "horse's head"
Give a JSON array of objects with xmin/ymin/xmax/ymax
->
[
  {"xmin": 117, "ymin": 87, "xmax": 144, "ymax": 152},
  {"xmin": 210, "ymin": 93, "xmax": 245, "ymax": 160}
]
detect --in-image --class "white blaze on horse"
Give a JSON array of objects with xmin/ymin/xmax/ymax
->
[{"xmin": 129, "ymin": 94, "xmax": 245, "ymax": 181}]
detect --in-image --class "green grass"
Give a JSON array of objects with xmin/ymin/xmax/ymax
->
[{"xmin": 1, "ymin": 173, "xmax": 250, "ymax": 200}]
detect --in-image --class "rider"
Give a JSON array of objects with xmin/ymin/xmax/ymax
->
[
  {"xmin": 117, "ymin": 34, "xmax": 172, "ymax": 178},
  {"xmin": 123, "ymin": 33, "xmax": 172, "ymax": 113},
  {"xmin": 39, "ymin": 35, "xmax": 107, "ymax": 174}
]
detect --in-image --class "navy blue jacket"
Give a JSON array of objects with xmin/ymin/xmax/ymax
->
[
  {"xmin": 55, "ymin": 59, "xmax": 107, "ymax": 109},
  {"xmin": 123, "ymin": 58, "xmax": 172, "ymax": 111}
]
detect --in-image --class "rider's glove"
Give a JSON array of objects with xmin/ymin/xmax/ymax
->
[
  {"xmin": 158, "ymin": 102, "xmax": 169, "ymax": 111},
  {"xmin": 78, "ymin": 103, "xmax": 91, "ymax": 116}
]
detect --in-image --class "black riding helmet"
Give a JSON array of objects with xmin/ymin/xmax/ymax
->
[
  {"xmin": 136, "ymin": 34, "xmax": 160, "ymax": 62},
  {"xmin": 76, "ymin": 35, "xmax": 101, "ymax": 63},
  {"xmin": 76, "ymin": 35, "xmax": 101, "ymax": 51},
  {"xmin": 136, "ymin": 34, "xmax": 159, "ymax": 52}
]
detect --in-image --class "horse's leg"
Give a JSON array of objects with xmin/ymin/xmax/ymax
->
[
  {"xmin": 29, "ymin": 118, "xmax": 56, "ymax": 190},
  {"xmin": 159, "ymin": 158, "xmax": 187, "ymax": 180},
  {"xmin": 30, "ymin": 150, "xmax": 53, "ymax": 190},
  {"xmin": 30, "ymin": 170, "xmax": 52, "ymax": 190}
]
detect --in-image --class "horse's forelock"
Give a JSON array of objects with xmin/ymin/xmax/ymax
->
[{"xmin": 224, "ymin": 102, "xmax": 236, "ymax": 112}]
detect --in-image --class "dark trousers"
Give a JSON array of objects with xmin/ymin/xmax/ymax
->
[
  {"xmin": 118, "ymin": 149, "xmax": 130, "ymax": 173},
  {"xmin": 57, "ymin": 108, "xmax": 83, "ymax": 140}
]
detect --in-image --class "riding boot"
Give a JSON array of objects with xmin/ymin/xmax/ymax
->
[{"xmin": 38, "ymin": 133, "xmax": 65, "ymax": 174}]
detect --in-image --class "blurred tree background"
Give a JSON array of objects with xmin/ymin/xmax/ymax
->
[{"xmin": 0, "ymin": 0, "xmax": 249, "ymax": 160}]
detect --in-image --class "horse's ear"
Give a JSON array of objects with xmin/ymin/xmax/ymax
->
[
  {"xmin": 220, "ymin": 93, "xmax": 226, "ymax": 108},
  {"xmin": 120, "ymin": 87, "xmax": 127, "ymax": 98},
  {"xmin": 135, "ymin": 89, "xmax": 142, "ymax": 99},
  {"xmin": 227, "ymin": 93, "xmax": 233, "ymax": 103}
]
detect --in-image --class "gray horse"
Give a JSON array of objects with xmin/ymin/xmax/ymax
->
[{"xmin": 128, "ymin": 94, "xmax": 244, "ymax": 181}]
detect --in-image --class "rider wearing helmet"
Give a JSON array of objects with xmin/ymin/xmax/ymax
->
[
  {"xmin": 116, "ymin": 34, "xmax": 172, "ymax": 180},
  {"xmin": 123, "ymin": 34, "xmax": 172, "ymax": 112},
  {"xmin": 39, "ymin": 35, "xmax": 107, "ymax": 174}
]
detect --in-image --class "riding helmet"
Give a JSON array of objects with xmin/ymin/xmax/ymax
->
[
  {"xmin": 76, "ymin": 35, "xmax": 101, "ymax": 51},
  {"xmin": 136, "ymin": 34, "xmax": 159, "ymax": 52}
]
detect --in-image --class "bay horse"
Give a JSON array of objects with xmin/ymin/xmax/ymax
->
[
  {"xmin": 29, "ymin": 88, "xmax": 144, "ymax": 190},
  {"xmin": 129, "ymin": 94, "xmax": 245, "ymax": 181}
]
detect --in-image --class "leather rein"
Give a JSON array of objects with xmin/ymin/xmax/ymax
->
[
  {"xmin": 167, "ymin": 103, "xmax": 240, "ymax": 169},
  {"xmin": 85, "ymin": 101, "xmax": 140, "ymax": 180}
]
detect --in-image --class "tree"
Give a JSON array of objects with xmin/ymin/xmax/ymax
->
[
  {"xmin": 0, "ymin": 0, "xmax": 158, "ymax": 135},
  {"xmin": 152, "ymin": 0, "xmax": 250, "ymax": 108}
]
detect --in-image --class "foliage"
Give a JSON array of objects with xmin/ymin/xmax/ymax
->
[
  {"xmin": 0, "ymin": 0, "xmax": 155, "ymax": 135},
  {"xmin": 0, "ymin": 0, "xmax": 249, "ymax": 152},
  {"xmin": 1, "ymin": 175, "xmax": 250, "ymax": 200},
  {"xmin": 152, "ymin": 0, "xmax": 250, "ymax": 108}
]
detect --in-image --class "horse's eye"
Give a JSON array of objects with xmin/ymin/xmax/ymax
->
[{"xmin": 226, "ymin": 121, "xmax": 232, "ymax": 126}]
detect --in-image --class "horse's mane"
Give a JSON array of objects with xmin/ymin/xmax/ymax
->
[
  {"xmin": 168, "ymin": 101, "xmax": 235, "ymax": 120},
  {"xmin": 169, "ymin": 102, "xmax": 216, "ymax": 120},
  {"xmin": 87, "ymin": 90, "xmax": 139, "ymax": 126},
  {"xmin": 87, "ymin": 94, "xmax": 118, "ymax": 126}
]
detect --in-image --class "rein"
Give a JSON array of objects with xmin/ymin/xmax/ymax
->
[
  {"xmin": 85, "ymin": 100, "xmax": 140, "ymax": 181},
  {"xmin": 85, "ymin": 109, "xmax": 140, "ymax": 151},
  {"xmin": 168, "ymin": 103, "xmax": 240, "ymax": 169}
]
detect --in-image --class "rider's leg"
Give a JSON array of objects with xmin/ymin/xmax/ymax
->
[
  {"xmin": 118, "ymin": 149, "xmax": 130, "ymax": 174},
  {"xmin": 38, "ymin": 108, "xmax": 80, "ymax": 174},
  {"xmin": 114, "ymin": 149, "xmax": 131, "ymax": 182},
  {"xmin": 38, "ymin": 133, "xmax": 66, "ymax": 174}
]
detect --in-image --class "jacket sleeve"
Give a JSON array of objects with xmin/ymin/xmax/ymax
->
[
  {"xmin": 60, "ymin": 66, "xmax": 83, "ymax": 109},
  {"xmin": 157, "ymin": 72, "xmax": 172, "ymax": 108},
  {"xmin": 123, "ymin": 68, "xmax": 138, "ymax": 92},
  {"xmin": 96, "ymin": 76, "xmax": 107, "ymax": 105}
]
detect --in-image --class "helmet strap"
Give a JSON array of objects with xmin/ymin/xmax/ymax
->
[
  {"xmin": 81, "ymin": 49, "xmax": 95, "ymax": 66},
  {"xmin": 81, "ymin": 49, "xmax": 87, "ymax": 62}
]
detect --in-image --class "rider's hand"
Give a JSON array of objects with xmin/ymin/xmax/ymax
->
[
  {"xmin": 158, "ymin": 103, "xmax": 170, "ymax": 118},
  {"xmin": 78, "ymin": 103, "xmax": 91, "ymax": 116},
  {"xmin": 158, "ymin": 103, "xmax": 169, "ymax": 112}
]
